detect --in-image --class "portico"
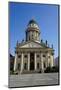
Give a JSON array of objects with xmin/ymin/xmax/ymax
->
[{"xmin": 14, "ymin": 50, "xmax": 45, "ymax": 74}]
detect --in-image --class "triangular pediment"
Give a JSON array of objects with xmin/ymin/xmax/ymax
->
[{"xmin": 19, "ymin": 41, "xmax": 44, "ymax": 48}]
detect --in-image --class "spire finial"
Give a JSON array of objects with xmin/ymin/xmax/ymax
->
[
  {"xmin": 52, "ymin": 44, "xmax": 53, "ymax": 48},
  {"xmin": 32, "ymin": 16, "xmax": 34, "ymax": 20},
  {"xmin": 16, "ymin": 40, "xmax": 18, "ymax": 46},
  {"xmin": 46, "ymin": 40, "xmax": 47, "ymax": 45}
]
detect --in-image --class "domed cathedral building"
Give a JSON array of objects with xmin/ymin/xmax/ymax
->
[{"xmin": 14, "ymin": 19, "xmax": 54, "ymax": 74}]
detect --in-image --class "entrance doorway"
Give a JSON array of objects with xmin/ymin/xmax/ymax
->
[{"xmin": 30, "ymin": 52, "xmax": 34, "ymax": 70}]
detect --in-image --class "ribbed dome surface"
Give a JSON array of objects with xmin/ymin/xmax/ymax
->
[
  {"xmin": 27, "ymin": 19, "xmax": 39, "ymax": 30},
  {"xmin": 28, "ymin": 19, "xmax": 37, "ymax": 24}
]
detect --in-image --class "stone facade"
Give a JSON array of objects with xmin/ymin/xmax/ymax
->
[{"xmin": 14, "ymin": 19, "xmax": 54, "ymax": 74}]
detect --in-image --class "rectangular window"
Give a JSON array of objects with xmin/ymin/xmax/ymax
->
[
  {"xmin": 24, "ymin": 63, "xmax": 27, "ymax": 70},
  {"xmin": 44, "ymin": 62, "xmax": 46, "ymax": 68},
  {"xmin": 43, "ymin": 55, "xmax": 45, "ymax": 57},
  {"xmin": 37, "ymin": 63, "xmax": 39, "ymax": 69},
  {"xmin": 18, "ymin": 55, "xmax": 21, "ymax": 58},
  {"xmin": 37, "ymin": 55, "xmax": 39, "ymax": 58},
  {"xmin": 24, "ymin": 55, "xmax": 27, "ymax": 58}
]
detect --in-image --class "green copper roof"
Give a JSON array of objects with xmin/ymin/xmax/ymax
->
[{"xmin": 28, "ymin": 19, "xmax": 38, "ymax": 25}]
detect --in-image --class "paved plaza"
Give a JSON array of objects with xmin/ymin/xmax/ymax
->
[{"xmin": 9, "ymin": 73, "xmax": 59, "ymax": 88}]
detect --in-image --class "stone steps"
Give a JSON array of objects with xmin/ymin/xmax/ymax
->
[{"xmin": 22, "ymin": 70, "xmax": 40, "ymax": 74}]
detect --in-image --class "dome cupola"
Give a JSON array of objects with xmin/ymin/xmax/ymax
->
[
  {"xmin": 27, "ymin": 19, "xmax": 39, "ymax": 31},
  {"xmin": 26, "ymin": 19, "xmax": 40, "ymax": 43}
]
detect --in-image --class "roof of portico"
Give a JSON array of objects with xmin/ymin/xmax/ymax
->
[{"xmin": 16, "ymin": 40, "xmax": 54, "ymax": 51}]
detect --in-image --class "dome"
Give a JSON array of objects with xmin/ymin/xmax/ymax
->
[
  {"xmin": 26, "ymin": 19, "xmax": 40, "ymax": 42},
  {"xmin": 27, "ymin": 19, "xmax": 39, "ymax": 30},
  {"xmin": 28, "ymin": 19, "xmax": 37, "ymax": 24}
]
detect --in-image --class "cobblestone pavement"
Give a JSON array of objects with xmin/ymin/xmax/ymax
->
[{"xmin": 9, "ymin": 73, "xmax": 59, "ymax": 88}]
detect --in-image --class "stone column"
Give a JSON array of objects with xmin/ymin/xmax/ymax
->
[
  {"xmin": 45, "ymin": 54, "xmax": 48, "ymax": 68},
  {"xmin": 41, "ymin": 53, "xmax": 44, "ymax": 73},
  {"xmin": 35, "ymin": 52, "xmax": 37, "ymax": 71},
  {"xmin": 14, "ymin": 53, "xmax": 17, "ymax": 72},
  {"xmin": 28, "ymin": 53, "xmax": 30, "ymax": 71},
  {"xmin": 20, "ymin": 53, "xmax": 24, "ymax": 73},
  {"xmin": 50, "ymin": 55, "xmax": 54, "ymax": 67},
  {"xmin": 47, "ymin": 53, "xmax": 50, "ymax": 67}
]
